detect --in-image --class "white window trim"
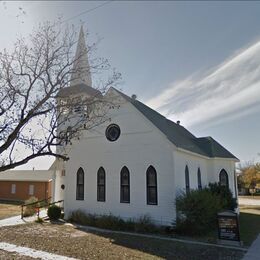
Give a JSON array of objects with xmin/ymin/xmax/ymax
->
[
  {"xmin": 29, "ymin": 184, "xmax": 34, "ymax": 196},
  {"xmin": 11, "ymin": 184, "xmax": 16, "ymax": 194}
]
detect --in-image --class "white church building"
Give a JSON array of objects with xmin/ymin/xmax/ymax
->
[{"xmin": 50, "ymin": 27, "xmax": 239, "ymax": 226}]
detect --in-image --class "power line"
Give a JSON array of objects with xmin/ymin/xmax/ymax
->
[{"xmin": 61, "ymin": 1, "xmax": 113, "ymax": 24}]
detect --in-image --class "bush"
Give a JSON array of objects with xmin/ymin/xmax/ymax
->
[
  {"xmin": 69, "ymin": 210, "xmax": 159, "ymax": 233},
  {"xmin": 47, "ymin": 205, "xmax": 61, "ymax": 220},
  {"xmin": 96, "ymin": 214, "xmax": 125, "ymax": 230},
  {"xmin": 23, "ymin": 196, "xmax": 39, "ymax": 217},
  {"xmin": 69, "ymin": 210, "xmax": 97, "ymax": 226},
  {"xmin": 124, "ymin": 219, "xmax": 136, "ymax": 231},
  {"xmin": 176, "ymin": 189, "xmax": 222, "ymax": 235},
  {"xmin": 135, "ymin": 214, "xmax": 158, "ymax": 233},
  {"xmin": 208, "ymin": 183, "xmax": 237, "ymax": 210},
  {"xmin": 175, "ymin": 183, "xmax": 237, "ymax": 235}
]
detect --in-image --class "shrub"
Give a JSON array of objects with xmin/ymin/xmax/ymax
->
[
  {"xmin": 69, "ymin": 211, "xmax": 125, "ymax": 230},
  {"xmin": 175, "ymin": 183, "xmax": 237, "ymax": 235},
  {"xmin": 69, "ymin": 210, "xmax": 97, "ymax": 226},
  {"xmin": 69, "ymin": 210, "xmax": 159, "ymax": 233},
  {"xmin": 124, "ymin": 218, "xmax": 136, "ymax": 231},
  {"xmin": 23, "ymin": 196, "xmax": 39, "ymax": 217},
  {"xmin": 47, "ymin": 205, "xmax": 61, "ymax": 220},
  {"xmin": 96, "ymin": 214, "xmax": 125, "ymax": 230},
  {"xmin": 176, "ymin": 189, "xmax": 222, "ymax": 235},
  {"xmin": 208, "ymin": 183, "xmax": 237, "ymax": 210},
  {"xmin": 135, "ymin": 214, "xmax": 158, "ymax": 233}
]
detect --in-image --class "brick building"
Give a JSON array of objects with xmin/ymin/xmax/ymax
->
[{"xmin": 0, "ymin": 170, "xmax": 53, "ymax": 202}]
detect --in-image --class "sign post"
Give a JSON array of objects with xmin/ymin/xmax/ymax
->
[{"xmin": 217, "ymin": 211, "xmax": 242, "ymax": 246}]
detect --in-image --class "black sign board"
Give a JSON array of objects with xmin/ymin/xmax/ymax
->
[{"xmin": 217, "ymin": 211, "xmax": 240, "ymax": 242}]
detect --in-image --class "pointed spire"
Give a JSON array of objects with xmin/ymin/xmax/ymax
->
[{"xmin": 70, "ymin": 25, "xmax": 92, "ymax": 87}]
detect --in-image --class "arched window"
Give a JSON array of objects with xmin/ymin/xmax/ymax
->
[
  {"xmin": 219, "ymin": 169, "xmax": 229, "ymax": 187},
  {"xmin": 120, "ymin": 166, "xmax": 130, "ymax": 203},
  {"xmin": 185, "ymin": 165, "xmax": 190, "ymax": 193},
  {"xmin": 76, "ymin": 167, "xmax": 84, "ymax": 200},
  {"xmin": 97, "ymin": 167, "xmax": 106, "ymax": 202},
  {"xmin": 197, "ymin": 168, "xmax": 202, "ymax": 190},
  {"xmin": 146, "ymin": 166, "xmax": 158, "ymax": 205}
]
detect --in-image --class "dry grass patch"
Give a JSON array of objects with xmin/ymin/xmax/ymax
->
[
  {"xmin": 0, "ymin": 202, "xmax": 21, "ymax": 220},
  {"xmin": 0, "ymin": 222, "xmax": 244, "ymax": 260}
]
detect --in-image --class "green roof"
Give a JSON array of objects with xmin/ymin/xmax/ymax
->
[
  {"xmin": 114, "ymin": 88, "xmax": 238, "ymax": 160},
  {"xmin": 194, "ymin": 137, "xmax": 237, "ymax": 159}
]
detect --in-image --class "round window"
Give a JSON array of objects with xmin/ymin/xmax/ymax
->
[{"xmin": 106, "ymin": 124, "xmax": 121, "ymax": 142}]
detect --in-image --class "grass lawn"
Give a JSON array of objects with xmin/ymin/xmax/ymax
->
[
  {"xmin": 192, "ymin": 207, "xmax": 260, "ymax": 247},
  {"xmin": 239, "ymin": 206, "xmax": 260, "ymax": 246},
  {"xmin": 0, "ymin": 202, "xmax": 21, "ymax": 220},
  {"xmin": 0, "ymin": 223, "xmax": 244, "ymax": 260}
]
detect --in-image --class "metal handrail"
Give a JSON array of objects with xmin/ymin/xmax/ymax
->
[
  {"xmin": 47, "ymin": 200, "xmax": 64, "ymax": 207},
  {"xmin": 21, "ymin": 197, "xmax": 52, "ymax": 207},
  {"xmin": 21, "ymin": 197, "xmax": 52, "ymax": 219}
]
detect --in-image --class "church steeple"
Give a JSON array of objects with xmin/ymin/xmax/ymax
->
[{"xmin": 70, "ymin": 25, "xmax": 92, "ymax": 87}]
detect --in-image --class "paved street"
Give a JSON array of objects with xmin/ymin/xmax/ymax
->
[{"xmin": 239, "ymin": 197, "xmax": 260, "ymax": 206}]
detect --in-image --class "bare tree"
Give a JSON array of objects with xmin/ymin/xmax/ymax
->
[{"xmin": 0, "ymin": 21, "xmax": 121, "ymax": 172}]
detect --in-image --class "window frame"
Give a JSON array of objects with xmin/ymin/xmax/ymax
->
[
  {"xmin": 76, "ymin": 167, "xmax": 84, "ymax": 201},
  {"xmin": 61, "ymin": 169, "xmax": 66, "ymax": 176},
  {"xmin": 197, "ymin": 167, "xmax": 202, "ymax": 190},
  {"xmin": 120, "ymin": 166, "xmax": 130, "ymax": 203},
  {"xmin": 11, "ymin": 184, "xmax": 16, "ymax": 194},
  {"xmin": 219, "ymin": 169, "xmax": 229, "ymax": 187},
  {"xmin": 106, "ymin": 124, "xmax": 121, "ymax": 142},
  {"xmin": 185, "ymin": 165, "xmax": 190, "ymax": 193},
  {"xmin": 29, "ymin": 184, "xmax": 34, "ymax": 195},
  {"xmin": 146, "ymin": 166, "xmax": 158, "ymax": 205},
  {"xmin": 97, "ymin": 167, "xmax": 106, "ymax": 202}
]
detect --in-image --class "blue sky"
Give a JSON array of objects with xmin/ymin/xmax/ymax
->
[{"xmin": 1, "ymin": 1, "xmax": 260, "ymax": 168}]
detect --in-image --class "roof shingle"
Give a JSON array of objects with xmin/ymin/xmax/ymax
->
[{"xmin": 113, "ymin": 88, "xmax": 238, "ymax": 160}]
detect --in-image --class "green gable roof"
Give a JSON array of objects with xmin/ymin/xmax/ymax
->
[
  {"xmin": 194, "ymin": 137, "xmax": 237, "ymax": 159},
  {"xmin": 113, "ymin": 88, "xmax": 238, "ymax": 160}
]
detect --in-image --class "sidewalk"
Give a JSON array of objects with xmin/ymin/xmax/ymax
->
[
  {"xmin": 242, "ymin": 234, "xmax": 260, "ymax": 260},
  {"xmin": 0, "ymin": 242, "xmax": 77, "ymax": 260},
  {"xmin": 0, "ymin": 209, "xmax": 47, "ymax": 227},
  {"xmin": 0, "ymin": 211, "xmax": 79, "ymax": 259}
]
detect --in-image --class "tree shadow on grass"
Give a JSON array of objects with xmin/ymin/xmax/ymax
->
[{"xmin": 74, "ymin": 225, "xmax": 245, "ymax": 260}]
